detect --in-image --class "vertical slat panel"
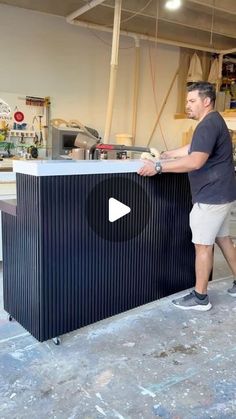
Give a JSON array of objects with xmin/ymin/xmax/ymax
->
[{"xmin": 3, "ymin": 173, "xmax": 41, "ymax": 338}]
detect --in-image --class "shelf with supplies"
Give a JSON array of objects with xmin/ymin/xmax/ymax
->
[
  {"xmin": 9, "ymin": 130, "xmax": 36, "ymax": 138},
  {"xmin": 0, "ymin": 94, "xmax": 50, "ymax": 158},
  {"xmin": 0, "ymin": 130, "xmax": 47, "ymax": 159},
  {"xmin": 5, "ymin": 130, "xmax": 46, "ymax": 158}
]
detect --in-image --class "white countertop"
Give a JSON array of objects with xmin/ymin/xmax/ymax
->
[{"xmin": 13, "ymin": 159, "xmax": 144, "ymax": 176}]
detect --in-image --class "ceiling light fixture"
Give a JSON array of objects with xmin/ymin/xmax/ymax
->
[{"xmin": 165, "ymin": 0, "xmax": 182, "ymax": 10}]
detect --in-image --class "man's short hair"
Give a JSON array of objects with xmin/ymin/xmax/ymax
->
[{"xmin": 187, "ymin": 82, "xmax": 216, "ymax": 104}]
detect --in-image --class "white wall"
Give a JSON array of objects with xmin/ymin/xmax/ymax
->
[{"xmin": 0, "ymin": 4, "xmax": 194, "ymax": 151}]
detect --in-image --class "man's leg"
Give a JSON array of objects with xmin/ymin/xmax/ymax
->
[
  {"xmin": 171, "ymin": 203, "xmax": 232, "ymax": 311},
  {"xmin": 171, "ymin": 203, "xmax": 215, "ymax": 310},
  {"xmin": 171, "ymin": 242, "xmax": 213, "ymax": 311},
  {"xmin": 195, "ymin": 244, "xmax": 214, "ymax": 294},
  {"xmin": 215, "ymin": 236, "xmax": 236, "ymax": 275},
  {"xmin": 215, "ymin": 236, "xmax": 236, "ymax": 296}
]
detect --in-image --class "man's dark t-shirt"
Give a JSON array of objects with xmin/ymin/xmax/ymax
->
[{"xmin": 188, "ymin": 111, "xmax": 236, "ymax": 204}]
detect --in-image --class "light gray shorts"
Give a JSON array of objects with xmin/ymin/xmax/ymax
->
[{"xmin": 189, "ymin": 202, "xmax": 234, "ymax": 245}]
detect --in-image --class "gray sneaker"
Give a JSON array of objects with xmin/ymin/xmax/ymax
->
[
  {"xmin": 172, "ymin": 291, "xmax": 212, "ymax": 311},
  {"xmin": 227, "ymin": 280, "xmax": 236, "ymax": 297}
]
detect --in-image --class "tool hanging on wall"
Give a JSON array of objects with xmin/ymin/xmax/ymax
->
[
  {"xmin": 34, "ymin": 133, "xmax": 39, "ymax": 145},
  {"xmin": 32, "ymin": 116, "xmax": 39, "ymax": 145},
  {"xmin": 38, "ymin": 115, "xmax": 43, "ymax": 145},
  {"xmin": 25, "ymin": 96, "xmax": 45, "ymax": 107},
  {"xmin": 25, "ymin": 96, "xmax": 46, "ymax": 145},
  {"xmin": 0, "ymin": 98, "xmax": 11, "ymax": 118},
  {"xmin": 14, "ymin": 106, "xmax": 24, "ymax": 123},
  {"xmin": 20, "ymin": 133, "xmax": 25, "ymax": 144}
]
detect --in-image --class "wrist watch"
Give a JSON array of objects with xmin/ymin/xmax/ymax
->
[{"xmin": 155, "ymin": 161, "xmax": 162, "ymax": 174}]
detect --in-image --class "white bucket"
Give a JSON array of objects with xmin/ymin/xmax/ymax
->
[
  {"xmin": 115, "ymin": 133, "xmax": 133, "ymax": 146},
  {"xmin": 71, "ymin": 148, "xmax": 85, "ymax": 160}
]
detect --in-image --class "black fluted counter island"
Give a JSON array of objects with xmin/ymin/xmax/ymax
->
[{"xmin": 0, "ymin": 160, "xmax": 195, "ymax": 342}]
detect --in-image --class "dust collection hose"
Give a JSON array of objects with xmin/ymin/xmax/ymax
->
[
  {"xmin": 89, "ymin": 143, "xmax": 152, "ymax": 159},
  {"xmin": 95, "ymin": 144, "xmax": 151, "ymax": 152}
]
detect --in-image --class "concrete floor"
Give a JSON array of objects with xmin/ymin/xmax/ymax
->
[{"xmin": 1, "ymin": 222, "xmax": 236, "ymax": 418}]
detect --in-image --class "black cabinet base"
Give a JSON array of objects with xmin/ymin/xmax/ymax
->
[{"xmin": 2, "ymin": 173, "xmax": 195, "ymax": 342}]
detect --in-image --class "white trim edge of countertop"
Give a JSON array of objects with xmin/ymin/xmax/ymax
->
[{"xmin": 13, "ymin": 159, "xmax": 145, "ymax": 176}]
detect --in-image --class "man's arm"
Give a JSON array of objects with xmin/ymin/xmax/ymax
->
[
  {"xmin": 137, "ymin": 151, "xmax": 209, "ymax": 177},
  {"xmin": 161, "ymin": 151, "xmax": 209, "ymax": 172},
  {"xmin": 161, "ymin": 144, "xmax": 190, "ymax": 159}
]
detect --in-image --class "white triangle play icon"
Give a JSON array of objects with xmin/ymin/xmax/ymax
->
[{"xmin": 109, "ymin": 198, "xmax": 131, "ymax": 223}]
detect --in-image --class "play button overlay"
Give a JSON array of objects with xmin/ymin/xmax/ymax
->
[
  {"xmin": 86, "ymin": 175, "xmax": 150, "ymax": 242},
  {"xmin": 109, "ymin": 198, "xmax": 131, "ymax": 222}
]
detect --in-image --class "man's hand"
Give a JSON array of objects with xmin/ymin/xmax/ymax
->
[
  {"xmin": 137, "ymin": 159, "xmax": 157, "ymax": 176},
  {"xmin": 140, "ymin": 148, "xmax": 160, "ymax": 162}
]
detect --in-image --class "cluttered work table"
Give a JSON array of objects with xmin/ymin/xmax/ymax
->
[{"xmin": 0, "ymin": 158, "xmax": 13, "ymax": 171}]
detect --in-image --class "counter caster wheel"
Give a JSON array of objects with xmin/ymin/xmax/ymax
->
[
  {"xmin": 52, "ymin": 337, "xmax": 61, "ymax": 346},
  {"xmin": 9, "ymin": 315, "xmax": 13, "ymax": 322}
]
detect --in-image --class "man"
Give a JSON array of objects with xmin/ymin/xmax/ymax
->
[{"xmin": 138, "ymin": 81, "xmax": 236, "ymax": 311}]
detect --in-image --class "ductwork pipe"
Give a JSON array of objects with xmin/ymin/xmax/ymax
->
[
  {"xmin": 132, "ymin": 37, "xmax": 140, "ymax": 144},
  {"xmin": 103, "ymin": 0, "xmax": 122, "ymax": 143},
  {"xmin": 66, "ymin": 0, "xmax": 106, "ymax": 23},
  {"xmin": 69, "ymin": 20, "xmax": 219, "ymax": 53}
]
